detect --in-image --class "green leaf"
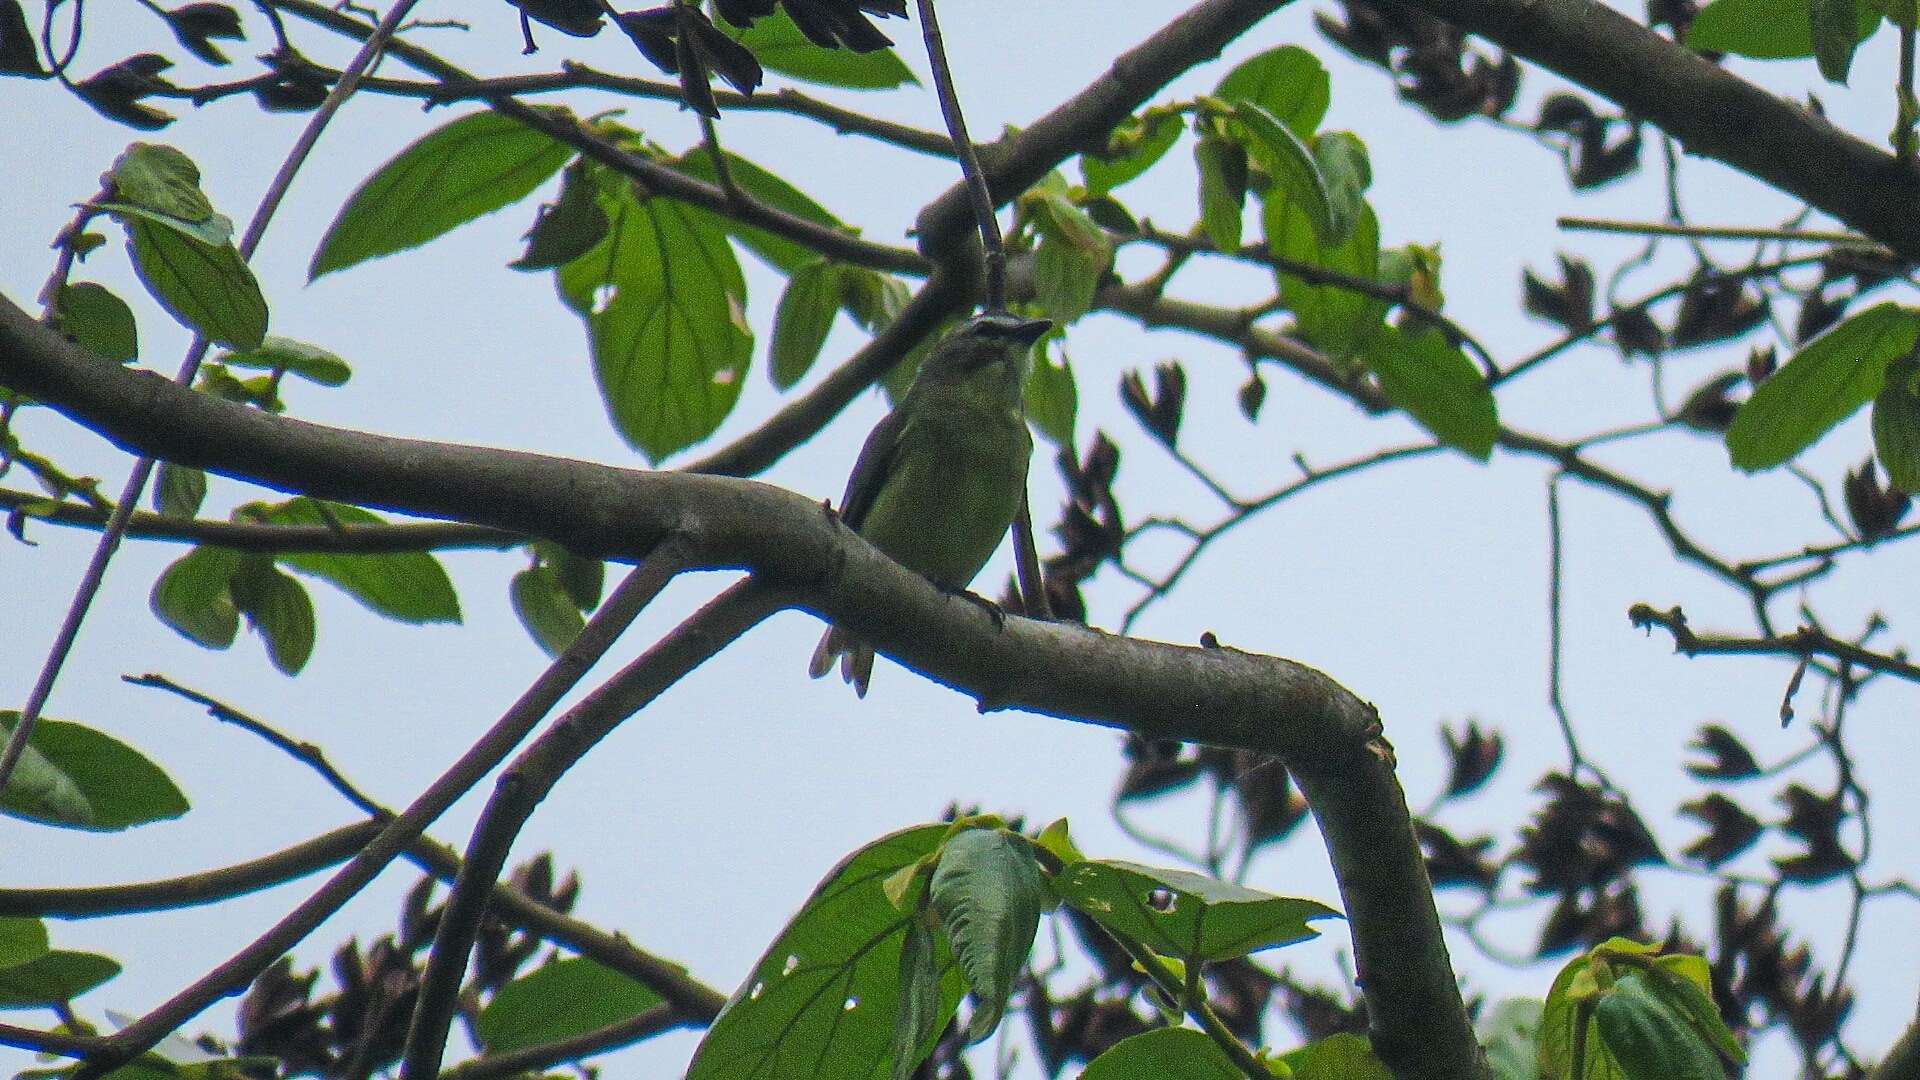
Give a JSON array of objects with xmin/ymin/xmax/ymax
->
[
  {"xmin": 1312, "ymin": 132, "xmax": 1372, "ymax": 249},
  {"xmin": 1726, "ymin": 303, "xmax": 1920, "ymax": 470},
  {"xmin": 1051, "ymin": 859, "xmax": 1337, "ymax": 964},
  {"xmin": 772, "ymin": 260, "xmax": 844, "ymax": 389},
  {"xmin": 310, "ymin": 109, "xmax": 573, "ymax": 279},
  {"xmin": 1079, "ymin": 1027, "xmax": 1242, "ymax": 1080},
  {"xmin": 1081, "ymin": 109, "xmax": 1184, "ymax": 196},
  {"xmin": 0, "ymin": 714, "xmax": 189, "ymax": 831},
  {"xmin": 154, "ymin": 462, "xmax": 207, "ymax": 518},
  {"xmin": 1593, "ymin": 974, "xmax": 1725, "ymax": 1080},
  {"xmin": 1363, "ymin": 325, "xmax": 1498, "ymax": 460},
  {"xmin": 229, "ymin": 558, "xmax": 317, "ymax": 675},
  {"xmin": 1688, "ymin": 0, "xmax": 1880, "ymax": 57},
  {"xmin": 100, "ymin": 200, "xmax": 235, "ymax": 249},
  {"xmin": 1195, "ymin": 135, "xmax": 1246, "ymax": 252},
  {"xmin": 151, "ymin": 544, "xmax": 242, "ymax": 649},
  {"xmin": 1278, "ymin": 1032, "xmax": 1393, "ymax": 1079},
  {"xmin": 539, "ymin": 541, "xmax": 605, "ymax": 610},
  {"xmin": 1266, "ymin": 201, "xmax": 1385, "ymax": 361},
  {"xmin": 1235, "ymin": 101, "xmax": 1337, "ymax": 245},
  {"xmin": 106, "ymin": 143, "xmax": 217, "ymax": 229},
  {"xmin": 0, "ymin": 951, "xmax": 120, "ymax": 1008},
  {"xmin": 726, "ymin": 7, "xmax": 916, "ymax": 89},
  {"xmin": 53, "ymin": 282, "xmax": 138, "ymax": 362},
  {"xmin": 512, "ymin": 160, "xmax": 610, "ymax": 271},
  {"xmin": 124, "ymin": 217, "xmax": 267, "ymax": 349},
  {"xmin": 928, "ymin": 828, "xmax": 1046, "ymax": 1042},
  {"xmin": 1641, "ymin": 954, "xmax": 1745, "ymax": 1065},
  {"xmin": 512, "ymin": 565, "xmax": 586, "ymax": 657},
  {"xmin": 1538, "ymin": 955, "xmax": 1616, "ymax": 1080},
  {"xmin": 1216, "ymin": 44, "xmax": 1331, "ymax": 138},
  {"xmin": 249, "ymin": 499, "xmax": 462, "ymax": 624},
  {"xmin": 1479, "ymin": 998, "xmax": 1546, "ymax": 1080},
  {"xmin": 1030, "ymin": 194, "xmax": 1112, "ymax": 324},
  {"xmin": 0, "ymin": 918, "xmax": 50, "ymax": 969},
  {"xmin": 687, "ymin": 824, "xmax": 967, "ymax": 1080},
  {"xmin": 1873, "ymin": 351, "xmax": 1920, "ymax": 489},
  {"xmin": 558, "ymin": 183, "xmax": 752, "ymax": 461},
  {"xmin": 1025, "ymin": 343, "xmax": 1076, "ymax": 446},
  {"xmin": 888, "ymin": 918, "xmax": 945, "ymax": 1080},
  {"xmin": 476, "ymin": 956, "xmax": 665, "ymax": 1053},
  {"xmin": 218, "ymin": 337, "xmax": 351, "ymax": 386},
  {"xmin": 674, "ymin": 150, "xmax": 851, "ymax": 273},
  {"xmin": 1812, "ymin": 0, "xmax": 1865, "ymax": 80}
]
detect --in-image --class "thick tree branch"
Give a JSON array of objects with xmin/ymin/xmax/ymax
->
[
  {"xmin": 1401, "ymin": 0, "xmax": 1920, "ymax": 255},
  {"xmin": 0, "ymin": 291, "xmax": 1482, "ymax": 1080}
]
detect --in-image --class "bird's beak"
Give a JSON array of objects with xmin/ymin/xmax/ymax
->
[{"xmin": 1008, "ymin": 318, "xmax": 1053, "ymax": 346}]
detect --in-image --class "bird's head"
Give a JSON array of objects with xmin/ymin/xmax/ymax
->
[{"xmin": 916, "ymin": 312, "xmax": 1052, "ymax": 390}]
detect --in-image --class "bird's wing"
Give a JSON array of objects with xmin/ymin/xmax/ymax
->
[{"xmin": 837, "ymin": 404, "xmax": 909, "ymax": 531}]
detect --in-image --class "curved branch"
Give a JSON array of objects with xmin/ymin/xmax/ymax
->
[
  {"xmin": 0, "ymin": 290, "xmax": 1482, "ymax": 1080},
  {"xmin": 1401, "ymin": 0, "xmax": 1920, "ymax": 255}
]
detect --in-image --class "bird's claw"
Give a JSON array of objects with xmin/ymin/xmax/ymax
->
[{"xmin": 942, "ymin": 585, "xmax": 1006, "ymax": 629}]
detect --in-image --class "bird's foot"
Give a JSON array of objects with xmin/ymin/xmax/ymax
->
[
  {"xmin": 819, "ymin": 499, "xmax": 846, "ymax": 529},
  {"xmin": 940, "ymin": 584, "xmax": 1007, "ymax": 630}
]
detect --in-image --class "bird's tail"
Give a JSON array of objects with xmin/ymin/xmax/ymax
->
[{"xmin": 808, "ymin": 624, "xmax": 875, "ymax": 697}]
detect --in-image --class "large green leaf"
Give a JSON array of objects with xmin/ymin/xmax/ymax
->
[
  {"xmin": 726, "ymin": 8, "xmax": 916, "ymax": 89},
  {"xmin": 218, "ymin": 337, "xmax": 351, "ymax": 387},
  {"xmin": 687, "ymin": 824, "xmax": 967, "ymax": 1080},
  {"xmin": 0, "ymin": 951, "xmax": 120, "ymax": 1008},
  {"xmin": 124, "ymin": 217, "xmax": 267, "ymax": 349},
  {"xmin": 0, "ymin": 918, "xmax": 50, "ymax": 969},
  {"xmin": 249, "ymin": 499, "xmax": 462, "ymax": 624},
  {"xmin": 511, "ymin": 565, "xmax": 586, "ymax": 657},
  {"xmin": 1362, "ymin": 325, "xmax": 1498, "ymax": 460},
  {"xmin": 1216, "ymin": 44, "xmax": 1330, "ymax": 138},
  {"xmin": 1079, "ymin": 1027, "xmax": 1242, "ymax": 1079},
  {"xmin": 151, "ymin": 544, "xmax": 242, "ymax": 648},
  {"xmin": 558, "ymin": 181, "xmax": 752, "ymax": 461},
  {"xmin": 1052, "ymin": 860, "xmax": 1337, "ymax": 963},
  {"xmin": 1194, "ymin": 135, "xmax": 1246, "ymax": 252},
  {"xmin": 229, "ymin": 558, "xmax": 317, "ymax": 676},
  {"xmin": 310, "ymin": 109, "xmax": 572, "ymax": 278},
  {"xmin": 1081, "ymin": 109, "xmax": 1184, "ymax": 196},
  {"xmin": 927, "ymin": 828, "xmax": 1046, "ymax": 1042},
  {"xmin": 1873, "ymin": 351, "xmax": 1920, "ymax": 489},
  {"xmin": 1726, "ymin": 302, "xmax": 1920, "ymax": 470},
  {"xmin": 1278, "ymin": 1033, "xmax": 1394, "ymax": 1079},
  {"xmin": 1235, "ymin": 102, "xmax": 1337, "ymax": 244},
  {"xmin": 1025, "ymin": 343, "xmax": 1077, "ymax": 447},
  {"xmin": 1688, "ymin": 0, "xmax": 1880, "ymax": 57},
  {"xmin": 772, "ymin": 259, "xmax": 845, "ymax": 389},
  {"xmin": 1812, "ymin": 0, "xmax": 1866, "ymax": 80},
  {"xmin": 673, "ymin": 150, "xmax": 851, "ymax": 273},
  {"xmin": 0, "ymin": 714, "xmax": 188, "ymax": 831},
  {"xmin": 476, "ymin": 956, "xmax": 664, "ymax": 1053},
  {"xmin": 1266, "ymin": 200, "xmax": 1385, "ymax": 360},
  {"xmin": 53, "ymin": 282, "xmax": 138, "ymax": 363}
]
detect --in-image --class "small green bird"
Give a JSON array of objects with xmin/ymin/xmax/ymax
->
[{"xmin": 810, "ymin": 312, "xmax": 1052, "ymax": 696}]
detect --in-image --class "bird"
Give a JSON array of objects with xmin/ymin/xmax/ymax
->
[{"xmin": 809, "ymin": 312, "xmax": 1052, "ymax": 696}]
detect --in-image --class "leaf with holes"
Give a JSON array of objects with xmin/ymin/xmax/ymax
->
[
  {"xmin": 558, "ymin": 180, "xmax": 751, "ymax": 461},
  {"xmin": 1052, "ymin": 859, "xmax": 1337, "ymax": 963},
  {"xmin": 687, "ymin": 824, "xmax": 967, "ymax": 1080},
  {"xmin": 0, "ymin": 714, "xmax": 188, "ymax": 831},
  {"xmin": 310, "ymin": 109, "xmax": 572, "ymax": 278}
]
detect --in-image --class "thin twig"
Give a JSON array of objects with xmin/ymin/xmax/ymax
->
[
  {"xmin": 1558, "ymin": 216, "xmax": 1877, "ymax": 246},
  {"xmin": 914, "ymin": 0, "xmax": 1005, "ymax": 311},
  {"xmin": 398, "ymin": 577, "xmax": 781, "ymax": 1080},
  {"xmin": 68, "ymin": 546, "xmax": 693, "ymax": 1079},
  {"xmin": 0, "ymin": 0, "xmax": 421, "ymax": 799}
]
